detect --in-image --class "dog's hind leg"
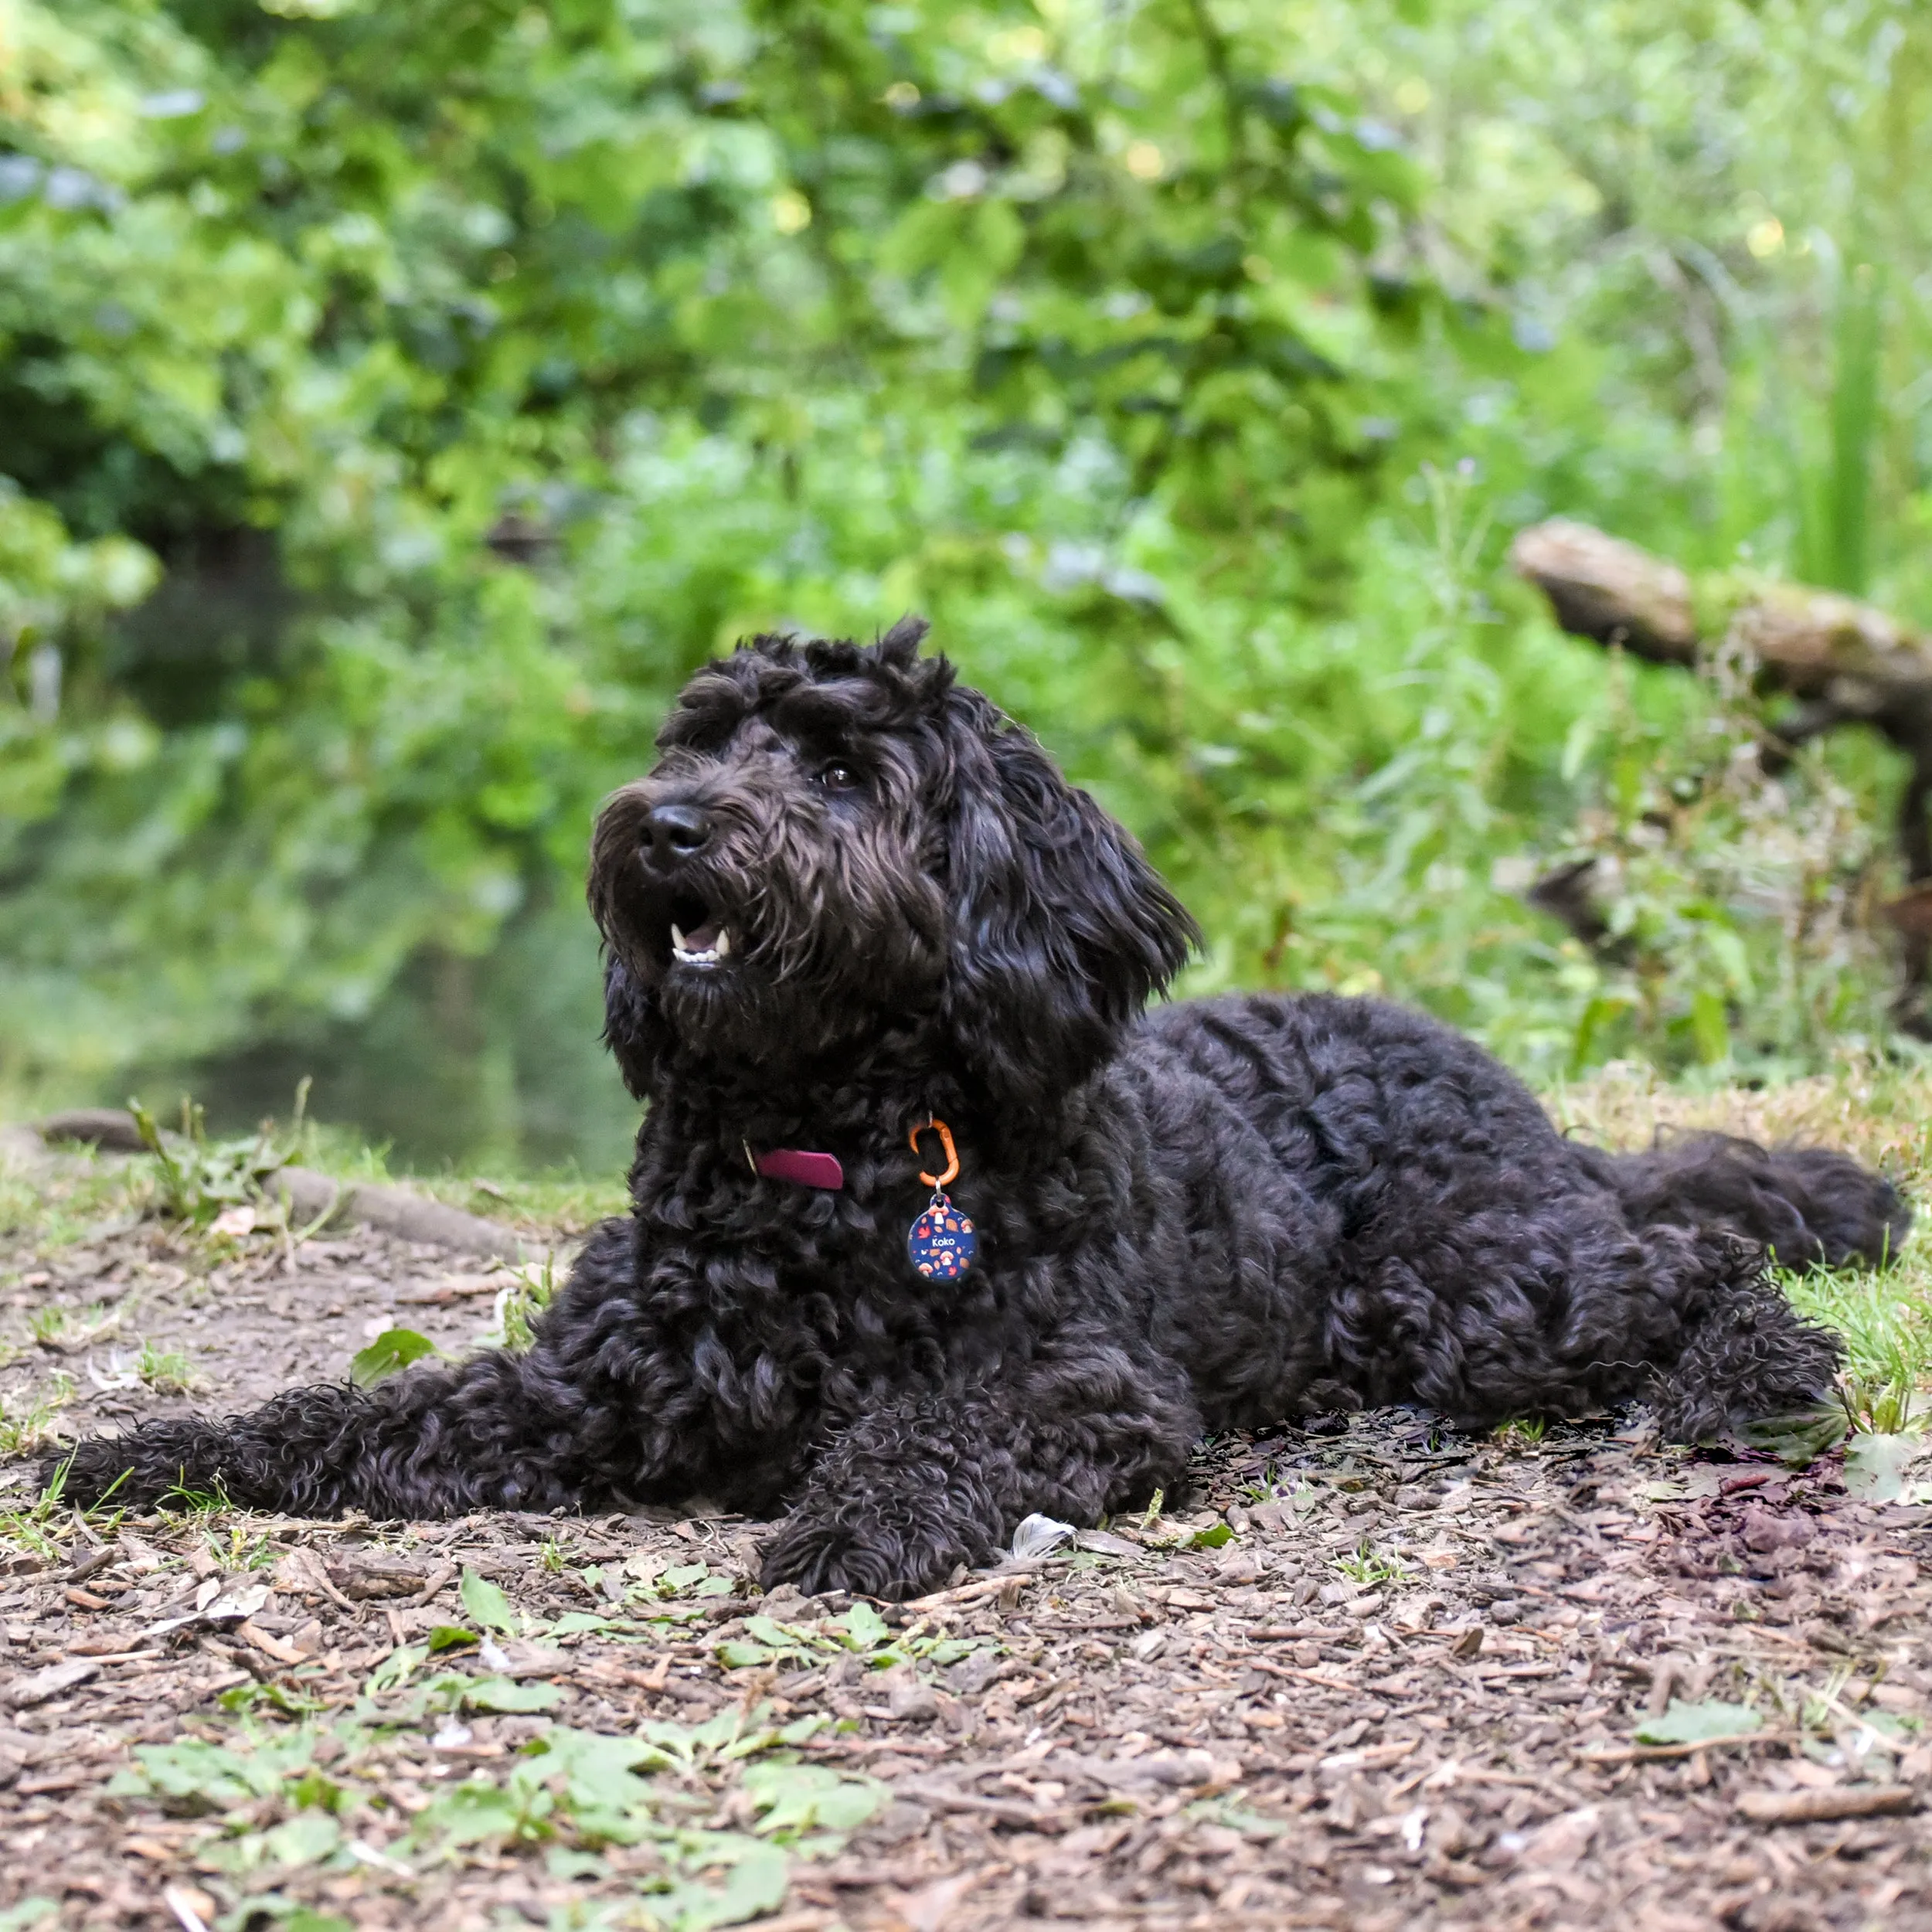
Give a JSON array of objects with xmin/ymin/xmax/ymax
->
[
  {"xmin": 46, "ymin": 1219, "xmax": 646, "ymax": 1518},
  {"xmin": 1629, "ymin": 1225, "xmax": 1844, "ymax": 1442},
  {"xmin": 1570, "ymin": 1133, "xmax": 1910, "ymax": 1270}
]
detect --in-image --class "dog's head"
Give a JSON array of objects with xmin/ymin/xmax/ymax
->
[{"xmin": 589, "ymin": 619, "xmax": 1198, "ymax": 1104}]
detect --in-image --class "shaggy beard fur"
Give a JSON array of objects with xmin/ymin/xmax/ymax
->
[{"xmin": 48, "ymin": 621, "xmax": 1908, "ymax": 1599}]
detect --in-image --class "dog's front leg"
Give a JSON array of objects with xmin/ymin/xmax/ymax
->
[
  {"xmin": 46, "ymin": 1219, "xmax": 654, "ymax": 1519},
  {"xmin": 760, "ymin": 1370, "xmax": 1195, "ymax": 1602}
]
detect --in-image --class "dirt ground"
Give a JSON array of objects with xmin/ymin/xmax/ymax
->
[{"xmin": 0, "ymin": 1158, "xmax": 1927, "ymax": 1932}]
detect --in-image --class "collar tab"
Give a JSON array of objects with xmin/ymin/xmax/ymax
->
[{"xmin": 747, "ymin": 1144, "xmax": 845, "ymax": 1190}]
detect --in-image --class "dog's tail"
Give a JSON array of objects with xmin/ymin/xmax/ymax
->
[
  {"xmin": 1566, "ymin": 1131, "xmax": 1907, "ymax": 1441},
  {"xmin": 1571, "ymin": 1131, "xmax": 1910, "ymax": 1271}
]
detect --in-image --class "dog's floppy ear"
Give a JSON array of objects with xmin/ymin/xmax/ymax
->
[{"xmin": 940, "ymin": 690, "xmax": 1199, "ymax": 1106}]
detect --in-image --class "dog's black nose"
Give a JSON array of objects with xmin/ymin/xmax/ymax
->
[{"xmin": 641, "ymin": 801, "xmax": 713, "ymax": 868}]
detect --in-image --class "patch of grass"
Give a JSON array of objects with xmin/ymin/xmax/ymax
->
[
  {"xmin": 0, "ymin": 1370, "xmax": 73, "ymax": 1456},
  {"xmin": 136, "ymin": 1339, "xmax": 198, "ymax": 1395},
  {"xmin": 1493, "ymin": 1417, "xmax": 1548, "ymax": 1449},
  {"xmin": 476, "ymin": 1253, "xmax": 560, "ymax": 1352},
  {"xmin": 0, "ymin": 1148, "xmax": 151, "ymax": 1253},
  {"xmin": 421, "ymin": 1167, "xmax": 631, "ymax": 1236},
  {"xmin": 129, "ymin": 1084, "xmax": 311, "ymax": 1230},
  {"xmin": 28, "ymin": 1301, "xmax": 121, "ymax": 1352},
  {"xmin": 1333, "ymin": 1540, "xmax": 1410, "ymax": 1588},
  {"xmin": 158, "ymin": 1478, "xmax": 233, "ymax": 1519},
  {"xmin": 1784, "ymin": 1267, "xmax": 1932, "ymax": 1435},
  {"xmin": 109, "ymin": 1699, "xmax": 877, "ymax": 1928},
  {"xmin": 206, "ymin": 1526, "xmax": 279, "ymax": 1572},
  {"xmin": 291, "ymin": 1122, "xmax": 629, "ymax": 1236}
]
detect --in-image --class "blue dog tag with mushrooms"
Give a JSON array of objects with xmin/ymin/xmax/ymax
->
[{"xmin": 907, "ymin": 1192, "xmax": 976, "ymax": 1281}]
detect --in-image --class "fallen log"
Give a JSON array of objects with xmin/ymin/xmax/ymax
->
[
  {"xmin": 29, "ymin": 1108, "xmax": 529, "ymax": 1259},
  {"xmin": 1510, "ymin": 518, "xmax": 1932, "ymax": 1008}
]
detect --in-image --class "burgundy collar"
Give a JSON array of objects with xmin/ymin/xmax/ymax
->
[{"xmin": 744, "ymin": 1142, "xmax": 845, "ymax": 1190}]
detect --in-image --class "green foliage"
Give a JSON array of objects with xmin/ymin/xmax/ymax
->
[
  {"xmin": 714, "ymin": 1601, "xmax": 989, "ymax": 1673},
  {"xmin": 478, "ymin": 1253, "xmax": 560, "ymax": 1352},
  {"xmin": 129, "ymin": 1080, "xmax": 309, "ymax": 1226},
  {"xmin": 7, "ymin": 1, "xmax": 1932, "ymax": 1155},
  {"xmin": 107, "ymin": 1695, "xmax": 878, "ymax": 1928},
  {"xmin": 1333, "ymin": 1539, "xmax": 1408, "ymax": 1587},
  {"xmin": 1842, "ymin": 1430, "xmax": 1928, "ymax": 1502},
  {"xmin": 136, "ymin": 1338, "xmax": 197, "ymax": 1393}
]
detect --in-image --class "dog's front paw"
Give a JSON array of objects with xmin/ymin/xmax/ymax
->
[
  {"xmin": 760, "ymin": 1511, "xmax": 975, "ymax": 1603},
  {"xmin": 42, "ymin": 1434, "xmax": 148, "ymax": 1511}
]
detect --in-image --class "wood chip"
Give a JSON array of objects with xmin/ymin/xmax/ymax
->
[
  {"xmin": 6, "ymin": 1658, "xmax": 100, "ymax": 1706},
  {"xmin": 236, "ymin": 1620, "xmax": 308, "ymax": 1666},
  {"xmin": 1577, "ymin": 1730, "xmax": 1789, "ymax": 1765},
  {"xmin": 1736, "ymin": 1785, "xmax": 1919, "ymax": 1825}
]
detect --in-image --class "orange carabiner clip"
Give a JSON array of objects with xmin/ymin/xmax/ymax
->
[{"xmin": 910, "ymin": 1117, "xmax": 961, "ymax": 1189}]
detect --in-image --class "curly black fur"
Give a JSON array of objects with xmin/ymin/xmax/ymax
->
[{"xmin": 49, "ymin": 621, "xmax": 1910, "ymax": 1597}]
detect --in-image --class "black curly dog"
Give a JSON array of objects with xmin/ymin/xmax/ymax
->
[{"xmin": 49, "ymin": 623, "xmax": 1908, "ymax": 1597}]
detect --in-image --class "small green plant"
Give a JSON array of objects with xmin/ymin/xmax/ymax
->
[
  {"xmin": 1492, "ymin": 1416, "xmax": 1548, "ymax": 1448},
  {"xmin": 0, "ymin": 1372, "xmax": 74, "ymax": 1455},
  {"xmin": 1785, "ymin": 1268, "xmax": 1932, "ymax": 1432},
  {"xmin": 128, "ymin": 1079, "xmax": 311, "ymax": 1230},
  {"xmin": 482, "ymin": 1253, "xmax": 559, "ymax": 1352},
  {"xmin": 158, "ymin": 1476, "xmax": 232, "ymax": 1517},
  {"xmin": 137, "ymin": 1340, "xmax": 196, "ymax": 1395},
  {"xmin": 207, "ymin": 1526, "xmax": 277, "ymax": 1572},
  {"xmin": 713, "ymin": 1600, "xmax": 988, "ymax": 1674},
  {"xmin": 1334, "ymin": 1540, "xmax": 1410, "ymax": 1588}
]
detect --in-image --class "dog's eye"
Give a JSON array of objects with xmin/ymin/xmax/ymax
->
[{"xmin": 817, "ymin": 762, "xmax": 861, "ymax": 793}]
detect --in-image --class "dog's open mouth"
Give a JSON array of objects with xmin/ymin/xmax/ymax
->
[{"xmin": 669, "ymin": 893, "xmax": 733, "ymax": 969}]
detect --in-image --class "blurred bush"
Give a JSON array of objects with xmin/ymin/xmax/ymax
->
[{"xmin": 2, "ymin": 0, "xmax": 1928, "ymax": 1163}]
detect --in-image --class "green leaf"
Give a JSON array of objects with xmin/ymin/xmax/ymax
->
[
  {"xmin": 1689, "ymin": 988, "xmax": 1730, "ymax": 1066},
  {"xmin": 349, "ymin": 1328, "xmax": 437, "ymax": 1388},
  {"xmin": 1633, "ymin": 1699, "xmax": 1764, "ymax": 1746},
  {"xmin": 546, "ymin": 1611, "xmax": 612, "ymax": 1637},
  {"xmin": 261, "ymin": 1811, "xmax": 342, "ymax": 1868},
  {"xmin": 716, "ymin": 1641, "xmax": 776, "ymax": 1669},
  {"xmin": 917, "ymin": 1638, "xmax": 980, "ymax": 1666},
  {"xmin": 651, "ymin": 1838, "xmax": 792, "ymax": 1932},
  {"xmin": 0, "ymin": 1901, "xmax": 60, "ymax": 1930},
  {"xmin": 835, "ymin": 1602, "xmax": 891, "ymax": 1652},
  {"xmin": 1186, "ymin": 1523, "xmax": 1234, "ymax": 1549},
  {"xmin": 1844, "ymin": 1430, "xmax": 1926, "ymax": 1502},
  {"xmin": 660, "ymin": 1563, "xmax": 710, "ymax": 1594},
  {"xmin": 461, "ymin": 1675, "xmax": 563, "ymax": 1714},
  {"xmin": 413, "ymin": 1777, "xmax": 550, "ymax": 1846},
  {"xmin": 743, "ymin": 1616, "xmax": 813, "ymax": 1650},
  {"xmin": 124, "ymin": 1740, "xmax": 261, "ymax": 1808},
  {"xmin": 460, "ymin": 1566, "xmax": 519, "ymax": 1634},
  {"xmin": 1737, "ymin": 1407, "xmax": 1851, "ymax": 1466},
  {"xmin": 427, "ymin": 1624, "xmax": 479, "ymax": 1652},
  {"xmin": 741, "ymin": 1762, "xmax": 884, "ymax": 1838}
]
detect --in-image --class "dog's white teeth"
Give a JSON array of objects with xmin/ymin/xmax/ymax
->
[{"xmin": 671, "ymin": 920, "xmax": 730, "ymax": 968}]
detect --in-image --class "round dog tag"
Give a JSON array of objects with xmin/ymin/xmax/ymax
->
[{"xmin": 907, "ymin": 1191, "xmax": 976, "ymax": 1281}]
